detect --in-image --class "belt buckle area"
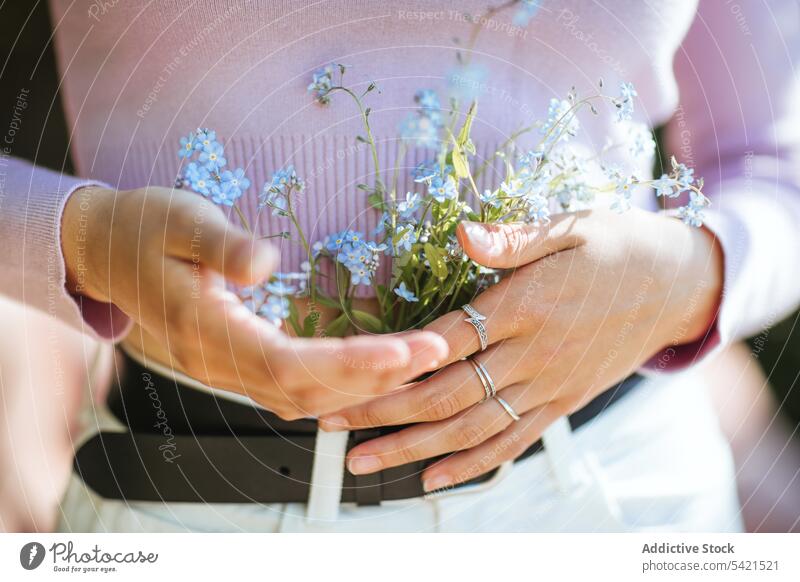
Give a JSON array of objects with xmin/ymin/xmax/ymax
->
[{"xmin": 421, "ymin": 461, "xmax": 514, "ymax": 501}]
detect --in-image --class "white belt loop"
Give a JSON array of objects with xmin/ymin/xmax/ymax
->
[
  {"xmin": 306, "ymin": 428, "xmax": 349, "ymax": 522},
  {"xmin": 542, "ymin": 417, "xmax": 626, "ymax": 529},
  {"xmin": 541, "ymin": 416, "xmax": 579, "ymax": 493}
]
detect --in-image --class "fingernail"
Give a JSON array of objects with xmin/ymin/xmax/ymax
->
[
  {"xmin": 348, "ymin": 455, "xmax": 382, "ymax": 475},
  {"xmin": 461, "ymin": 221, "xmax": 492, "ymax": 249},
  {"xmin": 423, "ymin": 475, "xmax": 452, "ymax": 492},
  {"xmin": 319, "ymin": 416, "xmax": 348, "ymax": 431}
]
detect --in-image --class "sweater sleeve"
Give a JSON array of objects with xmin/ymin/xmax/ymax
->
[
  {"xmin": 645, "ymin": 0, "xmax": 800, "ymax": 373},
  {"xmin": 0, "ymin": 156, "xmax": 132, "ymax": 340}
]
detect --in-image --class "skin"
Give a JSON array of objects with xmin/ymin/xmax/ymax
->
[
  {"xmin": 61, "ymin": 186, "xmax": 448, "ymax": 420},
  {"xmin": 319, "ymin": 208, "xmax": 723, "ymax": 492}
]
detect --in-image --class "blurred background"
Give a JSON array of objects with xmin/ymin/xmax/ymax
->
[{"xmin": 1, "ymin": 2, "xmax": 799, "ymax": 532}]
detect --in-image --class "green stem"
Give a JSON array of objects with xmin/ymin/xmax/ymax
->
[
  {"xmin": 472, "ymin": 124, "xmax": 536, "ymax": 182},
  {"xmin": 446, "ymin": 261, "xmax": 472, "ymax": 312},
  {"xmin": 232, "ymin": 204, "xmax": 251, "ymax": 234},
  {"xmin": 329, "ymin": 86, "xmax": 382, "ymax": 186},
  {"xmin": 371, "ymin": 278, "xmax": 386, "ymax": 322},
  {"xmin": 285, "ymin": 188, "xmax": 318, "ymax": 302}
]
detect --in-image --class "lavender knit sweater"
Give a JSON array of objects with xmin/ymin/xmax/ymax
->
[{"xmin": 1, "ymin": 0, "xmax": 799, "ymax": 370}]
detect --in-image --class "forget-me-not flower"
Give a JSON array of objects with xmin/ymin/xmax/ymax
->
[
  {"xmin": 260, "ymin": 295, "xmax": 290, "ymax": 326},
  {"xmin": 178, "ymin": 133, "xmax": 196, "ymax": 158},
  {"xmin": 652, "ymin": 174, "xmax": 677, "ymax": 198},
  {"xmin": 525, "ymin": 193, "xmax": 551, "ymax": 225},
  {"xmin": 308, "ymin": 65, "xmax": 335, "ymax": 105},
  {"xmin": 394, "ymin": 225, "xmax": 418, "ymax": 253},
  {"xmin": 210, "ymin": 183, "xmax": 241, "ymax": 206},
  {"xmin": 415, "ymin": 89, "xmax": 441, "ymax": 113},
  {"xmin": 397, "ymin": 192, "xmax": 421, "ymax": 220},
  {"xmin": 198, "ymin": 141, "xmax": 227, "ymax": 171},
  {"xmin": 480, "ymin": 189, "xmax": 502, "ymax": 209},
  {"xmin": 678, "ymin": 191, "xmax": 709, "ymax": 227},
  {"xmin": 615, "ymin": 82, "xmax": 637, "ymax": 122},
  {"xmin": 184, "ymin": 162, "xmax": 213, "ymax": 196},
  {"xmin": 428, "ymin": 175, "xmax": 457, "ymax": 203},
  {"xmin": 265, "ymin": 280, "xmax": 297, "ymax": 296},
  {"xmin": 624, "ymin": 121, "xmax": 656, "ymax": 158},
  {"xmin": 676, "ymin": 163, "xmax": 694, "ymax": 191},
  {"xmin": 195, "ymin": 129, "xmax": 217, "ymax": 149},
  {"xmin": 219, "ymin": 168, "xmax": 251, "ymax": 199},
  {"xmin": 394, "ymin": 281, "xmax": 419, "ymax": 302},
  {"xmin": 541, "ymin": 98, "xmax": 579, "ymax": 145}
]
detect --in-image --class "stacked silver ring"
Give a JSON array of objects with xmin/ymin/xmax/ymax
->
[
  {"xmin": 461, "ymin": 304, "xmax": 489, "ymax": 351},
  {"xmin": 467, "ymin": 358, "xmax": 520, "ymax": 422},
  {"xmin": 467, "ymin": 357, "xmax": 496, "ymax": 402},
  {"xmin": 494, "ymin": 396, "xmax": 521, "ymax": 422}
]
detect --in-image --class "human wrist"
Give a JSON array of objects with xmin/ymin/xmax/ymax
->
[
  {"xmin": 665, "ymin": 218, "xmax": 724, "ymax": 345},
  {"xmin": 62, "ymin": 185, "xmax": 115, "ymax": 302}
]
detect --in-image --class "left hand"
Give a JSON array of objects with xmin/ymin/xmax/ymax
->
[{"xmin": 319, "ymin": 208, "xmax": 723, "ymax": 492}]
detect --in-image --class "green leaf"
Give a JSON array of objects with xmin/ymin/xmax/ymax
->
[
  {"xmin": 313, "ymin": 293, "xmax": 343, "ymax": 310},
  {"xmin": 325, "ymin": 312, "xmax": 350, "ymax": 337},
  {"xmin": 424, "ymin": 243, "xmax": 448, "ymax": 280},
  {"xmin": 286, "ymin": 301, "xmax": 303, "ymax": 336},
  {"xmin": 450, "ymin": 133, "xmax": 469, "ymax": 179},
  {"xmin": 375, "ymin": 284, "xmax": 390, "ymax": 306},
  {"xmin": 335, "ymin": 263, "xmax": 350, "ymax": 304},
  {"xmin": 457, "ymin": 101, "xmax": 478, "ymax": 147},
  {"xmin": 302, "ymin": 311, "xmax": 320, "ymax": 337},
  {"xmin": 351, "ymin": 310, "xmax": 385, "ymax": 334},
  {"xmin": 368, "ymin": 191, "xmax": 386, "ymax": 210},
  {"xmin": 395, "ymin": 249, "xmax": 413, "ymax": 268},
  {"xmin": 420, "ymin": 272, "xmax": 441, "ymax": 297},
  {"xmin": 505, "ymin": 158, "xmax": 515, "ymax": 181}
]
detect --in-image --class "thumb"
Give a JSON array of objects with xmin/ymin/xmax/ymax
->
[
  {"xmin": 167, "ymin": 200, "xmax": 278, "ymax": 286},
  {"xmin": 456, "ymin": 217, "xmax": 583, "ymax": 269}
]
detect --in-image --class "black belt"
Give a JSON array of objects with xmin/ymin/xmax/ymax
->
[{"xmin": 73, "ymin": 351, "xmax": 643, "ymax": 505}]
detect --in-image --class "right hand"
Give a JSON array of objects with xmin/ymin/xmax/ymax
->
[{"xmin": 61, "ymin": 186, "xmax": 448, "ymax": 419}]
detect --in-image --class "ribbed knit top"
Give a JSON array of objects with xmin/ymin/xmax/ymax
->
[{"xmin": 1, "ymin": 0, "xmax": 799, "ymax": 365}]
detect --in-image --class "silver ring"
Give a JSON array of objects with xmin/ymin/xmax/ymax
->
[
  {"xmin": 467, "ymin": 357, "xmax": 496, "ymax": 402},
  {"xmin": 494, "ymin": 396, "xmax": 521, "ymax": 422},
  {"xmin": 461, "ymin": 304, "xmax": 488, "ymax": 351}
]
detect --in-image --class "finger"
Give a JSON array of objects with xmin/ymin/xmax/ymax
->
[
  {"xmin": 345, "ymin": 397, "xmax": 516, "ymax": 475},
  {"xmin": 165, "ymin": 194, "xmax": 277, "ymax": 286},
  {"xmin": 160, "ymin": 261, "xmax": 450, "ymax": 415},
  {"xmin": 319, "ymin": 341, "xmax": 528, "ymax": 430},
  {"xmin": 172, "ymin": 287, "xmax": 449, "ymax": 413},
  {"xmin": 268, "ymin": 331, "xmax": 449, "ymax": 396},
  {"xmin": 456, "ymin": 213, "xmax": 585, "ymax": 269},
  {"xmin": 420, "ymin": 400, "xmax": 566, "ymax": 491},
  {"xmin": 423, "ymin": 271, "xmax": 529, "ymax": 366}
]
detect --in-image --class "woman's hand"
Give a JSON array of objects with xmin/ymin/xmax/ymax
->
[
  {"xmin": 61, "ymin": 186, "xmax": 448, "ymax": 419},
  {"xmin": 320, "ymin": 208, "xmax": 723, "ymax": 490}
]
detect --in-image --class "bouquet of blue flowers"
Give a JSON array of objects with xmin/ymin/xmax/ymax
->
[{"xmin": 174, "ymin": 3, "xmax": 708, "ymax": 339}]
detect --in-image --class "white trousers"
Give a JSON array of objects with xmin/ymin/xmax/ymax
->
[{"xmin": 57, "ymin": 367, "xmax": 743, "ymax": 533}]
